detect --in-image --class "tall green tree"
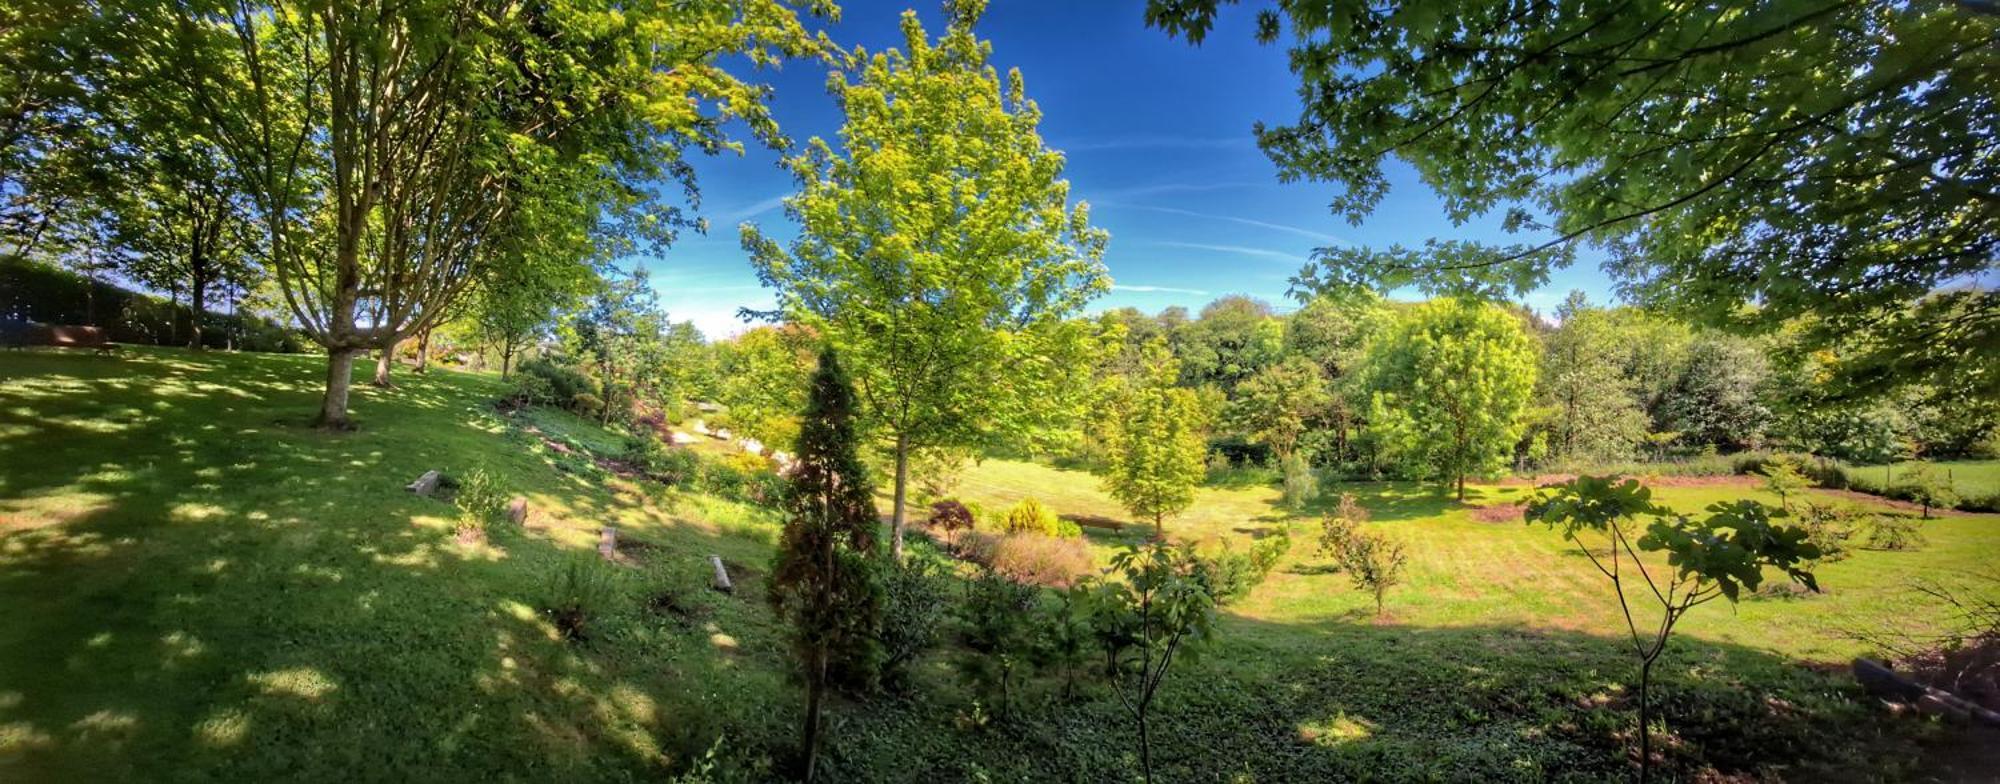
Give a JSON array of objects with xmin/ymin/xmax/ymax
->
[
  {"xmin": 769, "ymin": 348, "xmax": 883, "ymax": 783},
  {"xmin": 1102, "ymin": 340, "xmax": 1209, "ymax": 539},
  {"xmin": 1173, "ymin": 295, "xmax": 1282, "ymax": 392},
  {"xmin": 744, "ymin": 1, "xmax": 1110, "ymax": 558},
  {"xmin": 1150, "ymin": 0, "xmax": 1999, "ymax": 396},
  {"xmin": 1539, "ymin": 292, "xmax": 1648, "ymax": 462},
  {"xmin": 1361, "ymin": 299, "xmax": 1538, "ymax": 500},
  {"xmin": 165, "ymin": 0, "xmax": 832, "ymax": 428},
  {"xmin": 1225, "ymin": 356, "xmax": 1332, "ymax": 461},
  {"xmin": 569, "ymin": 267, "xmax": 664, "ymax": 426}
]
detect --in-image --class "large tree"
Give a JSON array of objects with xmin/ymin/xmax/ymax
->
[
  {"xmin": 1539, "ymin": 292, "xmax": 1649, "ymax": 462},
  {"xmin": 1174, "ymin": 295, "xmax": 1282, "ymax": 392},
  {"xmin": 165, "ymin": 0, "xmax": 831, "ymax": 428},
  {"xmin": 1148, "ymin": 0, "xmax": 1999, "ymax": 397},
  {"xmin": 1361, "ymin": 299, "xmax": 1538, "ymax": 500},
  {"xmin": 745, "ymin": 1, "xmax": 1109, "ymax": 558},
  {"xmin": 768, "ymin": 348, "xmax": 883, "ymax": 783},
  {"xmin": 1225, "ymin": 356, "xmax": 1332, "ymax": 461}
]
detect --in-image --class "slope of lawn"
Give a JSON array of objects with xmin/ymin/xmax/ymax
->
[{"xmin": 1, "ymin": 347, "xmax": 1991, "ymax": 782}]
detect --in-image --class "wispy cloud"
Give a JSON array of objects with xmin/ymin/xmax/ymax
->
[
  {"xmin": 1112, "ymin": 283, "xmax": 1211, "ymax": 296},
  {"xmin": 1058, "ymin": 134, "xmax": 1248, "ymax": 152},
  {"xmin": 1099, "ymin": 202, "xmax": 1349, "ymax": 246},
  {"xmin": 719, "ymin": 193, "xmax": 788, "ymax": 223},
  {"xmin": 1154, "ymin": 241, "xmax": 1310, "ymax": 265},
  {"xmin": 1086, "ymin": 180, "xmax": 1263, "ymax": 201}
]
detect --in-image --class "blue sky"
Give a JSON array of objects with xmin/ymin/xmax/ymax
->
[{"xmin": 644, "ymin": 0, "xmax": 1617, "ymax": 338}]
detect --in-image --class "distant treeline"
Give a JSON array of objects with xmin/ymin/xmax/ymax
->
[{"xmin": 1, "ymin": 257, "xmax": 304, "ymax": 352}]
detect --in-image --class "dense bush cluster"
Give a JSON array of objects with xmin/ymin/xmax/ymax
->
[{"xmin": 1, "ymin": 257, "xmax": 302, "ymax": 351}]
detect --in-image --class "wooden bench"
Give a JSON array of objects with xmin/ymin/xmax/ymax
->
[{"xmin": 1, "ymin": 323, "xmax": 119, "ymax": 354}]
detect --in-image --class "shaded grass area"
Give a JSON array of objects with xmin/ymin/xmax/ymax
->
[{"xmin": 0, "ymin": 347, "xmax": 1983, "ymax": 781}]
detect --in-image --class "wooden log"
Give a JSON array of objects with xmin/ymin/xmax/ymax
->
[
  {"xmin": 599, "ymin": 527, "xmax": 618, "ymax": 561},
  {"xmin": 708, "ymin": 555, "xmax": 733, "ymax": 593},
  {"xmin": 406, "ymin": 470, "xmax": 441, "ymax": 497},
  {"xmin": 1854, "ymin": 658, "xmax": 2000, "ymax": 726}
]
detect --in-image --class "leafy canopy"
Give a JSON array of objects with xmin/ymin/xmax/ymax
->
[{"xmin": 1148, "ymin": 0, "xmax": 2000, "ymax": 396}]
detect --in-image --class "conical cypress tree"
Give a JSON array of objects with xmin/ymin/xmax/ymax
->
[{"xmin": 769, "ymin": 347, "xmax": 883, "ymax": 781}]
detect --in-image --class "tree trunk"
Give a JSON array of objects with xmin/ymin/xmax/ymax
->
[
  {"xmin": 187, "ymin": 271, "xmax": 207, "ymax": 351},
  {"xmin": 802, "ymin": 649, "xmax": 826, "ymax": 783},
  {"xmin": 1154, "ymin": 511, "xmax": 1165, "ymax": 542},
  {"xmin": 372, "ymin": 340, "xmax": 398, "ymax": 387},
  {"xmin": 1456, "ymin": 472, "xmax": 1466, "ymax": 502},
  {"xmin": 1637, "ymin": 658, "xmax": 1654, "ymax": 784},
  {"xmin": 500, "ymin": 344, "xmax": 515, "ymax": 380},
  {"xmin": 891, "ymin": 433, "xmax": 910, "ymax": 560},
  {"xmin": 416, "ymin": 328, "xmax": 432, "ymax": 373},
  {"xmin": 1138, "ymin": 709, "xmax": 1153, "ymax": 784},
  {"xmin": 315, "ymin": 349, "xmax": 358, "ymax": 429}
]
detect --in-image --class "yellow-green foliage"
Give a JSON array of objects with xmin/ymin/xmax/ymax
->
[{"xmin": 999, "ymin": 496, "xmax": 1066, "ymax": 537}]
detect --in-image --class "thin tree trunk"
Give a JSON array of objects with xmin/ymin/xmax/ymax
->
[
  {"xmin": 416, "ymin": 328, "xmax": 432, "ymax": 373},
  {"xmin": 1138, "ymin": 709, "xmax": 1153, "ymax": 784},
  {"xmin": 1154, "ymin": 511, "xmax": 1165, "ymax": 541},
  {"xmin": 500, "ymin": 343, "xmax": 515, "ymax": 379},
  {"xmin": 1457, "ymin": 472, "xmax": 1466, "ymax": 502},
  {"xmin": 1638, "ymin": 658, "xmax": 1653, "ymax": 784},
  {"xmin": 803, "ymin": 649, "xmax": 826, "ymax": 782},
  {"xmin": 316, "ymin": 349, "xmax": 358, "ymax": 429},
  {"xmin": 891, "ymin": 432, "xmax": 909, "ymax": 560},
  {"xmin": 372, "ymin": 339, "xmax": 399, "ymax": 387}
]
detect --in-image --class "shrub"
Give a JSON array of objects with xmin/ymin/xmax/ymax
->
[
  {"xmin": 501, "ymin": 372, "xmax": 555, "ymax": 409},
  {"xmin": 1797, "ymin": 501, "xmax": 1863, "ymax": 565},
  {"xmin": 1000, "ymin": 497, "xmax": 1066, "ymax": 537},
  {"xmin": 879, "ymin": 552, "xmax": 953, "ymax": 691},
  {"xmin": 1318, "ymin": 493, "xmax": 1369, "ymax": 558},
  {"xmin": 926, "ymin": 500, "xmax": 976, "ymax": 547},
  {"xmin": 1201, "ymin": 532, "xmax": 1292, "ymax": 604},
  {"xmin": 977, "ymin": 533, "xmax": 1093, "ymax": 588},
  {"xmin": 1205, "ymin": 449, "xmax": 1233, "ymax": 479},
  {"xmin": 517, "ymin": 357, "xmax": 595, "ymax": 408},
  {"xmin": 453, "ymin": 467, "xmax": 508, "ymax": 534},
  {"xmin": 1863, "ymin": 516, "xmax": 1928, "ymax": 551},
  {"xmin": 1757, "ymin": 455, "xmax": 1813, "ymax": 512},
  {"xmin": 955, "ymin": 570, "xmax": 1042, "ymax": 717},
  {"xmin": 1280, "ymin": 452, "xmax": 1320, "ymax": 510},
  {"xmin": 539, "ymin": 555, "xmax": 620, "ymax": 642},
  {"xmin": 1896, "ymin": 464, "xmax": 1959, "ymax": 519},
  {"xmin": 1336, "ymin": 529, "xmax": 1407, "ymax": 617}
]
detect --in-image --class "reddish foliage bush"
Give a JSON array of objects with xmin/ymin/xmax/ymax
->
[{"xmin": 959, "ymin": 532, "xmax": 1092, "ymax": 588}]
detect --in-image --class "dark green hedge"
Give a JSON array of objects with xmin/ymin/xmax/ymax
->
[{"xmin": 1, "ymin": 257, "xmax": 304, "ymax": 352}]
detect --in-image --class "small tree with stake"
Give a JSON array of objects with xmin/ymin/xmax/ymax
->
[
  {"xmin": 1088, "ymin": 542, "xmax": 1217, "ymax": 784},
  {"xmin": 1526, "ymin": 477, "xmax": 1819, "ymax": 783},
  {"xmin": 769, "ymin": 348, "xmax": 883, "ymax": 782}
]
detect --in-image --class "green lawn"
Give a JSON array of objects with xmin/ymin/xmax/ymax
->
[
  {"xmin": 2, "ymin": 348, "xmax": 1992, "ymax": 782},
  {"xmin": 1844, "ymin": 459, "xmax": 2000, "ymax": 499}
]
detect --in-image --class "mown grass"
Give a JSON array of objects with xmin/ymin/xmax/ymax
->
[{"xmin": 1, "ymin": 347, "xmax": 1990, "ymax": 782}]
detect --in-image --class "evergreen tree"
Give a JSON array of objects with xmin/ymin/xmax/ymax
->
[{"xmin": 769, "ymin": 348, "xmax": 884, "ymax": 782}]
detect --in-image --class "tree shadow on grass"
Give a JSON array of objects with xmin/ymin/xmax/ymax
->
[{"xmin": 0, "ymin": 347, "xmax": 794, "ymax": 782}]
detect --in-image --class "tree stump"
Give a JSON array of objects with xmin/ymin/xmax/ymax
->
[
  {"xmin": 506, "ymin": 497, "xmax": 529, "ymax": 525},
  {"xmin": 599, "ymin": 527, "xmax": 618, "ymax": 561},
  {"xmin": 708, "ymin": 555, "xmax": 734, "ymax": 594},
  {"xmin": 406, "ymin": 470, "xmax": 441, "ymax": 497}
]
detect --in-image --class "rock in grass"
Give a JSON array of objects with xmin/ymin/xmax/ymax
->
[
  {"xmin": 506, "ymin": 497, "xmax": 528, "ymax": 525},
  {"xmin": 406, "ymin": 470, "xmax": 441, "ymax": 497},
  {"xmin": 709, "ymin": 555, "xmax": 733, "ymax": 594}
]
